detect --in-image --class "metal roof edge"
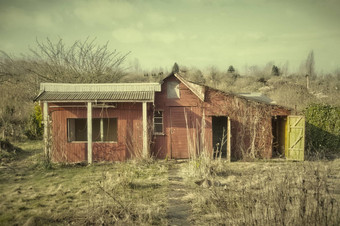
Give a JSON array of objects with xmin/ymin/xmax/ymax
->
[
  {"xmin": 40, "ymin": 82, "xmax": 161, "ymax": 92},
  {"xmin": 173, "ymin": 73, "xmax": 205, "ymax": 102},
  {"xmin": 33, "ymin": 91, "xmax": 45, "ymax": 102},
  {"xmin": 205, "ymin": 86, "xmax": 291, "ymax": 110}
]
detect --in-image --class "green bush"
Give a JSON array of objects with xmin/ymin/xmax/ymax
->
[
  {"xmin": 25, "ymin": 104, "xmax": 43, "ymax": 140},
  {"xmin": 304, "ymin": 104, "xmax": 340, "ymax": 154}
]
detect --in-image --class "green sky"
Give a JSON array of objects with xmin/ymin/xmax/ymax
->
[{"xmin": 1, "ymin": 0, "xmax": 339, "ymax": 73}]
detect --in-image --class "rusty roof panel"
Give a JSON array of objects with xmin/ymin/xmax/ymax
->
[{"xmin": 35, "ymin": 91, "xmax": 154, "ymax": 102}]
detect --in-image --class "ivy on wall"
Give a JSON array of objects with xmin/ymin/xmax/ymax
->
[{"xmin": 304, "ymin": 104, "xmax": 340, "ymax": 153}]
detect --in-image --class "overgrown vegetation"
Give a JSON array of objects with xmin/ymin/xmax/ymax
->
[
  {"xmin": 0, "ymin": 141, "xmax": 339, "ymax": 225},
  {"xmin": 0, "ymin": 141, "xmax": 168, "ymax": 225},
  {"xmin": 25, "ymin": 103, "xmax": 43, "ymax": 140},
  {"xmin": 304, "ymin": 104, "xmax": 340, "ymax": 158},
  {"xmin": 184, "ymin": 160, "xmax": 340, "ymax": 226}
]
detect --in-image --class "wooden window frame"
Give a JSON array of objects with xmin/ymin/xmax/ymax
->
[
  {"xmin": 67, "ymin": 118, "xmax": 118, "ymax": 143},
  {"xmin": 154, "ymin": 110, "xmax": 164, "ymax": 135}
]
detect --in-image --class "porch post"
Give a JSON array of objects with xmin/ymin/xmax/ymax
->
[
  {"xmin": 142, "ymin": 102, "xmax": 148, "ymax": 157},
  {"xmin": 227, "ymin": 117, "xmax": 231, "ymax": 162},
  {"xmin": 43, "ymin": 102, "xmax": 49, "ymax": 159},
  {"xmin": 87, "ymin": 102, "xmax": 92, "ymax": 164}
]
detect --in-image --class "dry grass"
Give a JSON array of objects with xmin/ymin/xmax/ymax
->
[
  {"xmin": 0, "ymin": 141, "xmax": 169, "ymax": 225},
  {"xmin": 2, "ymin": 140, "xmax": 339, "ymax": 225},
  {"xmin": 186, "ymin": 159, "xmax": 340, "ymax": 225}
]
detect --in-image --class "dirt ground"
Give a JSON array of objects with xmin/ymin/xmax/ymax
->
[{"xmin": 167, "ymin": 161, "xmax": 192, "ymax": 226}]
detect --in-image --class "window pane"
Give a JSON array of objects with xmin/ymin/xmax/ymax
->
[
  {"xmin": 155, "ymin": 124, "xmax": 163, "ymax": 133},
  {"xmin": 68, "ymin": 119, "xmax": 75, "ymax": 142},
  {"xmin": 154, "ymin": 111, "xmax": 163, "ymax": 134},
  {"xmin": 154, "ymin": 111, "xmax": 162, "ymax": 117},
  {"xmin": 154, "ymin": 118, "xmax": 162, "ymax": 123},
  {"xmin": 74, "ymin": 119, "xmax": 87, "ymax": 141},
  {"xmin": 103, "ymin": 118, "xmax": 117, "ymax": 142},
  {"xmin": 92, "ymin": 118, "xmax": 101, "ymax": 141}
]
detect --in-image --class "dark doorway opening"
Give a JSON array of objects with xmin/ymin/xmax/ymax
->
[
  {"xmin": 272, "ymin": 116, "xmax": 287, "ymax": 157},
  {"xmin": 212, "ymin": 116, "xmax": 228, "ymax": 158}
]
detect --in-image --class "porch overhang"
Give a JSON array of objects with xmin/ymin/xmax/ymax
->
[
  {"xmin": 35, "ymin": 91, "xmax": 156, "ymax": 102},
  {"xmin": 34, "ymin": 82, "xmax": 161, "ymax": 103}
]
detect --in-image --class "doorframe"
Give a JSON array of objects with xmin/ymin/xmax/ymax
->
[{"xmin": 211, "ymin": 115, "xmax": 231, "ymax": 162}]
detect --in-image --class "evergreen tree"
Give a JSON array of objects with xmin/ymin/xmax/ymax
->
[
  {"xmin": 227, "ymin": 65, "xmax": 235, "ymax": 74},
  {"xmin": 172, "ymin": 62, "xmax": 179, "ymax": 74},
  {"xmin": 271, "ymin": 65, "xmax": 280, "ymax": 76}
]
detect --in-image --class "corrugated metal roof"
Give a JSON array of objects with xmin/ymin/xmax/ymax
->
[
  {"xmin": 238, "ymin": 93, "xmax": 276, "ymax": 104},
  {"xmin": 35, "ymin": 91, "xmax": 155, "ymax": 102},
  {"xmin": 40, "ymin": 83, "xmax": 161, "ymax": 92}
]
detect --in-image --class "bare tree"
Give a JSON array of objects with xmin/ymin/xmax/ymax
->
[
  {"xmin": 1, "ymin": 38, "xmax": 129, "ymax": 83},
  {"xmin": 305, "ymin": 50, "xmax": 315, "ymax": 89},
  {"xmin": 281, "ymin": 61, "xmax": 289, "ymax": 76}
]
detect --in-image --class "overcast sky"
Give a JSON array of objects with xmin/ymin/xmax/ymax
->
[{"xmin": 1, "ymin": 0, "xmax": 339, "ymax": 74}]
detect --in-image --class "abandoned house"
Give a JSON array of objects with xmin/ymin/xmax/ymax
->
[{"xmin": 34, "ymin": 73, "xmax": 305, "ymax": 163}]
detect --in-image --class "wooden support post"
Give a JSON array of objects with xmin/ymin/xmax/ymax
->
[
  {"xmin": 142, "ymin": 102, "xmax": 148, "ymax": 158},
  {"xmin": 87, "ymin": 102, "xmax": 92, "ymax": 164},
  {"xmin": 227, "ymin": 117, "xmax": 231, "ymax": 162},
  {"xmin": 43, "ymin": 102, "xmax": 49, "ymax": 159},
  {"xmin": 100, "ymin": 118, "xmax": 104, "ymax": 141}
]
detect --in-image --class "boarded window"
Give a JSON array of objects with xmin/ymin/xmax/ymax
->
[
  {"xmin": 154, "ymin": 111, "xmax": 163, "ymax": 134},
  {"xmin": 167, "ymin": 81, "xmax": 180, "ymax": 99},
  {"xmin": 68, "ymin": 118, "xmax": 117, "ymax": 142}
]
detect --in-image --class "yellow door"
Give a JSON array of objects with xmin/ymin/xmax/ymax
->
[{"xmin": 285, "ymin": 116, "xmax": 305, "ymax": 161}]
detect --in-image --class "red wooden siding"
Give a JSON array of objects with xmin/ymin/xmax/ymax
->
[
  {"xmin": 169, "ymin": 107, "xmax": 190, "ymax": 159},
  {"xmin": 153, "ymin": 76, "xmax": 207, "ymax": 159},
  {"xmin": 49, "ymin": 102, "xmax": 149, "ymax": 162},
  {"xmin": 153, "ymin": 77, "xmax": 290, "ymax": 160}
]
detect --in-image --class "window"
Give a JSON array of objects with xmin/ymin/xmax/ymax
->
[
  {"xmin": 167, "ymin": 81, "xmax": 180, "ymax": 99},
  {"xmin": 154, "ymin": 111, "xmax": 163, "ymax": 134},
  {"xmin": 68, "ymin": 118, "xmax": 87, "ymax": 142},
  {"xmin": 67, "ymin": 118, "xmax": 117, "ymax": 142}
]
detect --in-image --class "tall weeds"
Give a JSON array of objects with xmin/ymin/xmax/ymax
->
[
  {"xmin": 191, "ymin": 162, "xmax": 339, "ymax": 225},
  {"xmin": 85, "ymin": 162, "xmax": 168, "ymax": 225},
  {"xmin": 184, "ymin": 109, "xmax": 227, "ymax": 180}
]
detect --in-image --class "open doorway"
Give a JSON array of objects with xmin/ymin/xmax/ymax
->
[
  {"xmin": 272, "ymin": 116, "xmax": 287, "ymax": 157},
  {"xmin": 212, "ymin": 116, "xmax": 228, "ymax": 158}
]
